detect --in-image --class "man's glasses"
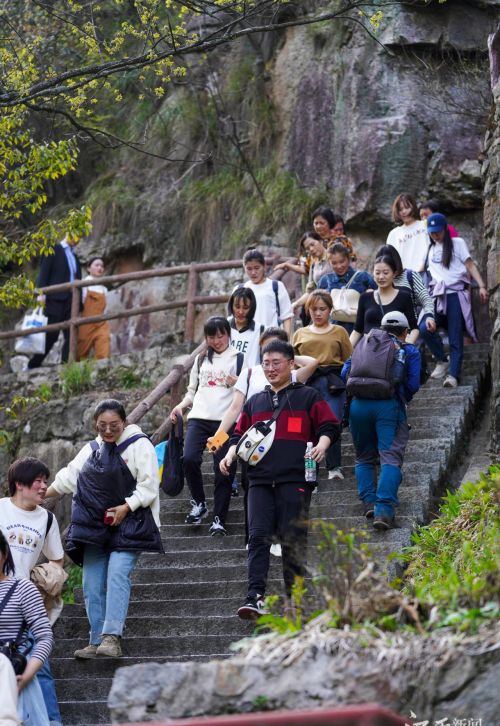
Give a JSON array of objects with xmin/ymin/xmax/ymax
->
[
  {"xmin": 96, "ymin": 422, "xmax": 123, "ymax": 433},
  {"xmin": 262, "ymin": 360, "xmax": 287, "ymax": 370}
]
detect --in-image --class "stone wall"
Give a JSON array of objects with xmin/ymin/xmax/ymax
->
[{"xmin": 485, "ymin": 24, "xmax": 500, "ymax": 454}]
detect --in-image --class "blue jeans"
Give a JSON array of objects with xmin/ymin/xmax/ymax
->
[
  {"xmin": 18, "ymin": 674, "xmax": 50, "ymax": 726},
  {"xmin": 309, "ymin": 376, "xmax": 344, "ymax": 470},
  {"xmin": 26, "ymin": 631, "xmax": 61, "ymax": 725},
  {"xmin": 37, "ymin": 658, "xmax": 62, "ymax": 725},
  {"xmin": 82, "ymin": 546, "xmax": 139, "ymax": 645},
  {"xmin": 419, "ymin": 317, "xmax": 446, "ymax": 362},
  {"xmin": 349, "ymin": 398, "xmax": 410, "ymax": 519},
  {"xmin": 434, "ymin": 292, "xmax": 464, "ymax": 379}
]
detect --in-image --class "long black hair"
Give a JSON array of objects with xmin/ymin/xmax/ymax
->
[
  {"xmin": 0, "ymin": 531, "xmax": 15, "ymax": 576},
  {"xmin": 375, "ymin": 244, "xmax": 404, "ymax": 276},
  {"xmin": 203, "ymin": 316, "xmax": 231, "ymax": 363},
  {"xmin": 430, "ymin": 226, "xmax": 454, "ymax": 269},
  {"xmin": 227, "ymin": 287, "xmax": 257, "ymax": 323},
  {"xmin": 93, "ymin": 399, "xmax": 127, "ymax": 422}
]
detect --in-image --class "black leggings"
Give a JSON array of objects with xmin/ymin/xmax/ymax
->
[{"xmin": 183, "ymin": 418, "xmax": 236, "ymax": 524}]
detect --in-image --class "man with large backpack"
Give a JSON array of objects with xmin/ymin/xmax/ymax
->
[
  {"xmin": 0, "ymin": 457, "xmax": 65, "ymax": 726},
  {"xmin": 343, "ymin": 312, "xmax": 421, "ymax": 530}
]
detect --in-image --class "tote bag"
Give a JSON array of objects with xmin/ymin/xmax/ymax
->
[
  {"xmin": 330, "ymin": 272, "xmax": 361, "ymax": 323},
  {"xmin": 14, "ymin": 307, "xmax": 48, "ymax": 355},
  {"xmin": 161, "ymin": 418, "xmax": 184, "ymax": 497}
]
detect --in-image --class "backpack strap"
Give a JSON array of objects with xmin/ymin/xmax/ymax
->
[
  {"xmin": 116, "ymin": 433, "xmax": 149, "ymax": 455},
  {"xmin": 45, "ymin": 510, "xmax": 53, "ymax": 538},
  {"xmin": 406, "ymin": 269, "xmax": 415, "ymax": 295},
  {"xmin": 272, "ymin": 279, "xmax": 281, "ymax": 321},
  {"xmin": 0, "ymin": 581, "xmax": 25, "ymax": 643},
  {"xmin": 236, "ymin": 352, "xmax": 244, "ymax": 376},
  {"xmin": 89, "ymin": 440, "xmax": 99, "ymax": 452},
  {"xmin": 246, "ymin": 367, "xmax": 253, "ymax": 397},
  {"xmin": 344, "ymin": 270, "xmax": 360, "ymax": 290}
]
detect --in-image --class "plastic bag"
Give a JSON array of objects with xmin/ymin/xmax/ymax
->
[{"xmin": 14, "ymin": 307, "xmax": 48, "ymax": 356}]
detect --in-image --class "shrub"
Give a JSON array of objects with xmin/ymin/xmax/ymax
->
[{"xmin": 59, "ymin": 360, "xmax": 94, "ymax": 399}]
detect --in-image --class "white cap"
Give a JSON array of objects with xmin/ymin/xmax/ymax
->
[{"xmin": 380, "ymin": 311, "xmax": 409, "ymax": 328}]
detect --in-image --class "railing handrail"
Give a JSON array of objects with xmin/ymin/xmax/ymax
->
[{"xmin": 1, "ymin": 255, "xmax": 295, "ymax": 356}]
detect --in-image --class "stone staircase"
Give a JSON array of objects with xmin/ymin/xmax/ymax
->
[{"xmin": 51, "ymin": 344, "xmax": 490, "ymax": 725}]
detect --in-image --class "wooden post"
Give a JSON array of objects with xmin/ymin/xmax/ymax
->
[
  {"xmin": 68, "ymin": 285, "xmax": 80, "ymax": 363},
  {"xmin": 185, "ymin": 264, "xmax": 198, "ymax": 347}
]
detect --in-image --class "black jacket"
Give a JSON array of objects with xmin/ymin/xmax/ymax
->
[{"xmin": 37, "ymin": 243, "xmax": 81, "ymax": 308}]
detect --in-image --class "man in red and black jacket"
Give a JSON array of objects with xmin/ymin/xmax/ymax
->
[{"xmin": 220, "ymin": 340, "xmax": 339, "ymax": 620}]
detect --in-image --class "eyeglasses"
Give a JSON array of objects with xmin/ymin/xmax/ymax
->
[
  {"xmin": 96, "ymin": 422, "xmax": 124, "ymax": 433},
  {"xmin": 262, "ymin": 360, "xmax": 288, "ymax": 370}
]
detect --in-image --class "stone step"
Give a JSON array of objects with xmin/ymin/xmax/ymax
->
[
  {"xmin": 53, "ymin": 633, "xmax": 244, "ymax": 658},
  {"xmin": 63, "ymin": 596, "xmax": 243, "ymax": 618},
  {"xmin": 55, "ymin": 613, "xmax": 253, "ymax": 639},
  {"xmin": 60, "ymin": 700, "xmax": 110, "ymax": 726}
]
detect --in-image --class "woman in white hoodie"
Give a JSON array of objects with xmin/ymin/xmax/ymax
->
[
  {"xmin": 170, "ymin": 316, "xmax": 241, "ymax": 536},
  {"xmin": 46, "ymin": 399, "xmax": 162, "ymax": 660}
]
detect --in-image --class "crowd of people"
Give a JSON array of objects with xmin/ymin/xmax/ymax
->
[{"xmin": 0, "ymin": 195, "xmax": 489, "ymax": 723}]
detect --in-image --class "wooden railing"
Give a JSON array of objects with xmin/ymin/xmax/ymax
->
[{"xmin": 0, "ymin": 256, "xmax": 292, "ymax": 362}]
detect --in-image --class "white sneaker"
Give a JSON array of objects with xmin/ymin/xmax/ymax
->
[
  {"xmin": 209, "ymin": 516, "xmax": 227, "ymax": 536},
  {"xmin": 328, "ymin": 468, "xmax": 344, "ymax": 480},
  {"xmin": 443, "ymin": 375, "xmax": 458, "ymax": 388},
  {"xmin": 430, "ymin": 360, "xmax": 449, "ymax": 379},
  {"xmin": 270, "ymin": 543, "xmax": 282, "ymax": 557}
]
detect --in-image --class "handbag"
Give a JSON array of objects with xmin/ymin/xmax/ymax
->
[
  {"xmin": 0, "ymin": 581, "xmax": 27, "ymax": 675},
  {"xmin": 14, "ymin": 307, "xmax": 48, "ymax": 356},
  {"xmin": 236, "ymin": 393, "xmax": 288, "ymax": 466},
  {"xmin": 161, "ymin": 417, "xmax": 185, "ymax": 497},
  {"xmin": 330, "ymin": 272, "xmax": 361, "ymax": 322}
]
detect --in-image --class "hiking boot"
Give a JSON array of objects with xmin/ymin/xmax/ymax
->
[
  {"xmin": 209, "ymin": 516, "xmax": 227, "ymax": 536},
  {"xmin": 430, "ymin": 360, "xmax": 449, "ymax": 379},
  {"xmin": 96, "ymin": 635, "xmax": 122, "ymax": 657},
  {"xmin": 443, "ymin": 375, "xmax": 458, "ymax": 388},
  {"xmin": 373, "ymin": 515, "xmax": 395, "ymax": 531},
  {"xmin": 328, "ymin": 467, "xmax": 344, "ymax": 480},
  {"xmin": 74, "ymin": 644, "xmax": 98, "ymax": 659},
  {"xmin": 362, "ymin": 502, "xmax": 375, "ymax": 519},
  {"xmin": 238, "ymin": 596, "xmax": 266, "ymax": 620},
  {"xmin": 185, "ymin": 499, "xmax": 208, "ymax": 525}
]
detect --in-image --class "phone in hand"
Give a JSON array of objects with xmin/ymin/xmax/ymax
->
[
  {"xmin": 206, "ymin": 430, "xmax": 229, "ymax": 452},
  {"xmin": 103, "ymin": 509, "xmax": 116, "ymax": 525}
]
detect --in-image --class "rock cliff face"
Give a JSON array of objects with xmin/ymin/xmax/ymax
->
[
  {"xmin": 484, "ymin": 24, "xmax": 500, "ymax": 454},
  {"xmin": 80, "ymin": 1, "xmax": 498, "ymax": 264},
  {"xmin": 66, "ymin": 1, "xmax": 499, "ymax": 354}
]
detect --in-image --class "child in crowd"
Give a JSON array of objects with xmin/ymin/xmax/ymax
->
[
  {"xmin": 343, "ymin": 312, "xmax": 421, "ymax": 530},
  {"xmin": 425, "ymin": 213, "xmax": 488, "ymax": 387},
  {"xmin": 77, "ymin": 256, "xmax": 110, "ymax": 360},
  {"xmin": 170, "ymin": 317, "xmax": 241, "ymax": 536},
  {"xmin": 240, "ymin": 250, "xmax": 293, "ymax": 338},
  {"xmin": 227, "ymin": 287, "xmax": 262, "ymax": 367}
]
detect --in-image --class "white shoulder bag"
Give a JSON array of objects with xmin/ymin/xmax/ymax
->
[{"xmin": 330, "ymin": 271, "xmax": 361, "ymax": 323}]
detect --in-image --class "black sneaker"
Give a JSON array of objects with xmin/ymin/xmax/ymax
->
[
  {"xmin": 185, "ymin": 499, "xmax": 208, "ymax": 525},
  {"xmin": 373, "ymin": 515, "xmax": 395, "ymax": 531},
  {"xmin": 237, "ymin": 596, "xmax": 266, "ymax": 620},
  {"xmin": 363, "ymin": 502, "xmax": 375, "ymax": 519}
]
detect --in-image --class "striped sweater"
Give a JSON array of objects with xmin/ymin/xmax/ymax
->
[
  {"xmin": 394, "ymin": 270, "xmax": 434, "ymax": 319},
  {"xmin": 0, "ymin": 578, "xmax": 53, "ymax": 663}
]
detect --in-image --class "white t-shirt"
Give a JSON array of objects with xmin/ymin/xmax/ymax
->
[
  {"xmin": 387, "ymin": 220, "xmax": 429, "ymax": 272},
  {"xmin": 241, "ymin": 278, "xmax": 293, "ymax": 328},
  {"xmin": 428, "ymin": 237, "xmax": 471, "ymax": 288},
  {"xmin": 229, "ymin": 320, "xmax": 263, "ymax": 368},
  {"xmin": 234, "ymin": 365, "xmax": 298, "ymax": 401},
  {"xmin": 82, "ymin": 274, "xmax": 107, "ymax": 303},
  {"xmin": 0, "ymin": 499, "xmax": 64, "ymax": 581}
]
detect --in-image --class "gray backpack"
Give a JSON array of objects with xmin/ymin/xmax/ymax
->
[{"xmin": 346, "ymin": 328, "xmax": 402, "ymax": 399}]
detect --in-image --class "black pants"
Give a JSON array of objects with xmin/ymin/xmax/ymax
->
[
  {"xmin": 183, "ymin": 418, "xmax": 236, "ymax": 524},
  {"xmin": 28, "ymin": 300, "xmax": 71, "ymax": 368},
  {"xmin": 247, "ymin": 482, "xmax": 312, "ymax": 599}
]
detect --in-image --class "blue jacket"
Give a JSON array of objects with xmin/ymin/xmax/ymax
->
[
  {"xmin": 318, "ymin": 266, "xmax": 376, "ymax": 294},
  {"xmin": 341, "ymin": 342, "xmax": 421, "ymax": 404}
]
